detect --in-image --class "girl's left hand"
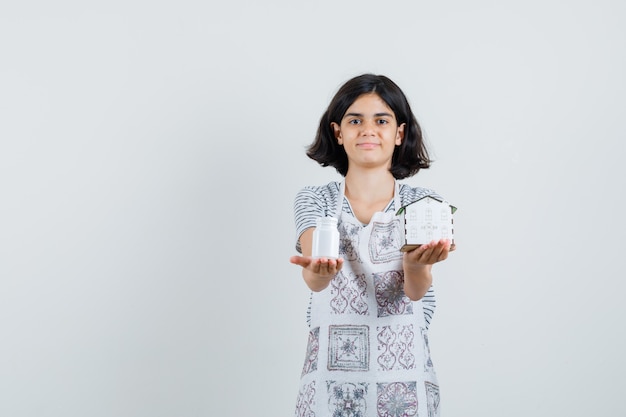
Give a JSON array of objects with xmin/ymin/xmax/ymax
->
[{"xmin": 403, "ymin": 239, "xmax": 455, "ymax": 267}]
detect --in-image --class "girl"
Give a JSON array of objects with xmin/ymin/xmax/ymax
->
[{"xmin": 290, "ymin": 74, "xmax": 454, "ymax": 417}]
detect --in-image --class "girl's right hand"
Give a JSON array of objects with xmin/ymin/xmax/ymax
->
[{"xmin": 289, "ymin": 256, "xmax": 344, "ymax": 277}]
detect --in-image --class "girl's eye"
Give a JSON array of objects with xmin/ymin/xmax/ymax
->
[
  {"xmin": 349, "ymin": 119, "xmax": 361, "ymax": 125},
  {"xmin": 377, "ymin": 119, "xmax": 389, "ymax": 125}
]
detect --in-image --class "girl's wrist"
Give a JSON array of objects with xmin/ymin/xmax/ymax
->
[{"xmin": 403, "ymin": 262, "xmax": 428, "ymax": 273}]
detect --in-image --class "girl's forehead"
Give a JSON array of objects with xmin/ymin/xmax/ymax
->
[{"xmin": 345, "ymin": 93, "xmax": 394, "ymax": 113}]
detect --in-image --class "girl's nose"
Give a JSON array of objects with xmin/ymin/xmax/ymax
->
[{"xmin": 361, "ymin": 119, "xmax": 376, "ymax": 134}]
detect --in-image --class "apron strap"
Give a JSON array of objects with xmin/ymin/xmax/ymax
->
[
  {"xmin": 393, "ymin": 180, "xmax": 401, "ymax": 212},
  {"xmin": 335, "ymin": 181, "xmax": 345, "ymax": 220}
]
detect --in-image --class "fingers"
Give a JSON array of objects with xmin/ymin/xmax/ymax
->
[
  {"xmin": 289, "ymin": 256, "xmax": 311, "ymax": 268},
  {"xmin": 405, "ymin": 239, "xmax": 453, "ymax": 265},
  {"xmin": 312, "ymin": 257, "xmax": 342, "ymax": 275},
  {"xmin": 290, "ymin": 255, "xmax": 343, "ymax": 276},
  {"xmin": 432, "ymin": 239, "xmax": 451, "ymax": 262},
  {"xmin": 433, "ymin": 239, "xmax": 453, "ymax": 262},
  {"xmin": 314, "ymin": 258, "xmax": 332, "ymax": 275}
]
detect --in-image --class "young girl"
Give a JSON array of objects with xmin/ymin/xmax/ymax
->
[{"xmin": 290, "ymin": 74, "xmax": 454, "ymax": 417}]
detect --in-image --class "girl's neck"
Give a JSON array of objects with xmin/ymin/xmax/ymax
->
[{"xmin": 343, "ymin": 168, "xmax": 396, "ymax": 204}]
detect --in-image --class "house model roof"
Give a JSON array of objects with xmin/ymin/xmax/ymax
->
[{"xmin": 396, "ymin": 195, "xmax": 457, "ymax": 252}]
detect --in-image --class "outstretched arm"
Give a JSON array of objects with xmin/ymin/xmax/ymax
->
[
  {"xmin": 289, "ymin": 228, "xmax": 344, "ymax": 292},
  {"xmin": 403, "ymin": 239, "xmax": 455, "ymax": 301}
]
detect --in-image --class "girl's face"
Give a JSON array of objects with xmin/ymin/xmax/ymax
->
[{"xmin": 331, "ymin": 93, "xmax": 405, "ymax": 172}]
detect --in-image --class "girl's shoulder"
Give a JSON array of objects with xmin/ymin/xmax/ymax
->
[
  {"xmin": 398, "ymin": 183, "xmax": 443, "ymax": 207},
  {"xmin": 296, "ymin": 181, "xmax": 341, "ymax": 200},
  {"xmin": 294, "ymin": 181, "xmax": 342, "ymax": 223}
]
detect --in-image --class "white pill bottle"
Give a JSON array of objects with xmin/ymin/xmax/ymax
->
[{"xmin": 311, "ymin": 217, "xmax": 339, "ymax": 259}]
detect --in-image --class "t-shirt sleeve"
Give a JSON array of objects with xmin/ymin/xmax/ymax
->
[
  {"xmin": 422, "ymin": 286, "xmax": 436, "ymax": 330},
  {"xmin": 293, "ymin": 186, "xmax": 326, "ymax": 253},
  {"xmin": 398, "ymin": 184, "xmax": 443, "ymax": 208}
]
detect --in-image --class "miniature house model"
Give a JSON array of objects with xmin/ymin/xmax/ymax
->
[{"xmin": 396, "ymin": 196, "xmax": 457, "ymax": 252}]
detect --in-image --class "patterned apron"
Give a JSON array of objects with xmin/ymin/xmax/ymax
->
[{"xmin": 295, "ymin": 181, "xmax": 440, "ymax": 417}]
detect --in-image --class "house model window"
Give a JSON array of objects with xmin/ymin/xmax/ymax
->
[{"xmin": 396, "ymin": 196, "xmax": 457, "ymax": 252}]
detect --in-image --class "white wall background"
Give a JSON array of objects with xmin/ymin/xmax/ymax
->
[{"xmin": 1, "ymin": 1, "xmax": 624, "ymax": 416}]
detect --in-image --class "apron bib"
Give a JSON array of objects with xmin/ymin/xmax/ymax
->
[{"xmin": 296, "ymin": 181, "xmax": 440, "ymax": 417}]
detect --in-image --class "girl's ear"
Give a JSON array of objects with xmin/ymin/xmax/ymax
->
[
  {"xmin": 331, "ymin": 122, "xmax": 342, "ymax": 145},
  {"xmin": 396, "ymin": 123, "xmax": 405, "ymax": 145}
]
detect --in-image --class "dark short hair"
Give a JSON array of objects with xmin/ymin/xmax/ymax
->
[{"xmin": 306, "ymin": 74, "xmax": 431, "ymax": 179}]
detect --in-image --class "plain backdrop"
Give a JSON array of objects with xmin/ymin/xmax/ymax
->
[{"xmin": 1, "ymin": 1, "xmax": 625, "ymax": 416}]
